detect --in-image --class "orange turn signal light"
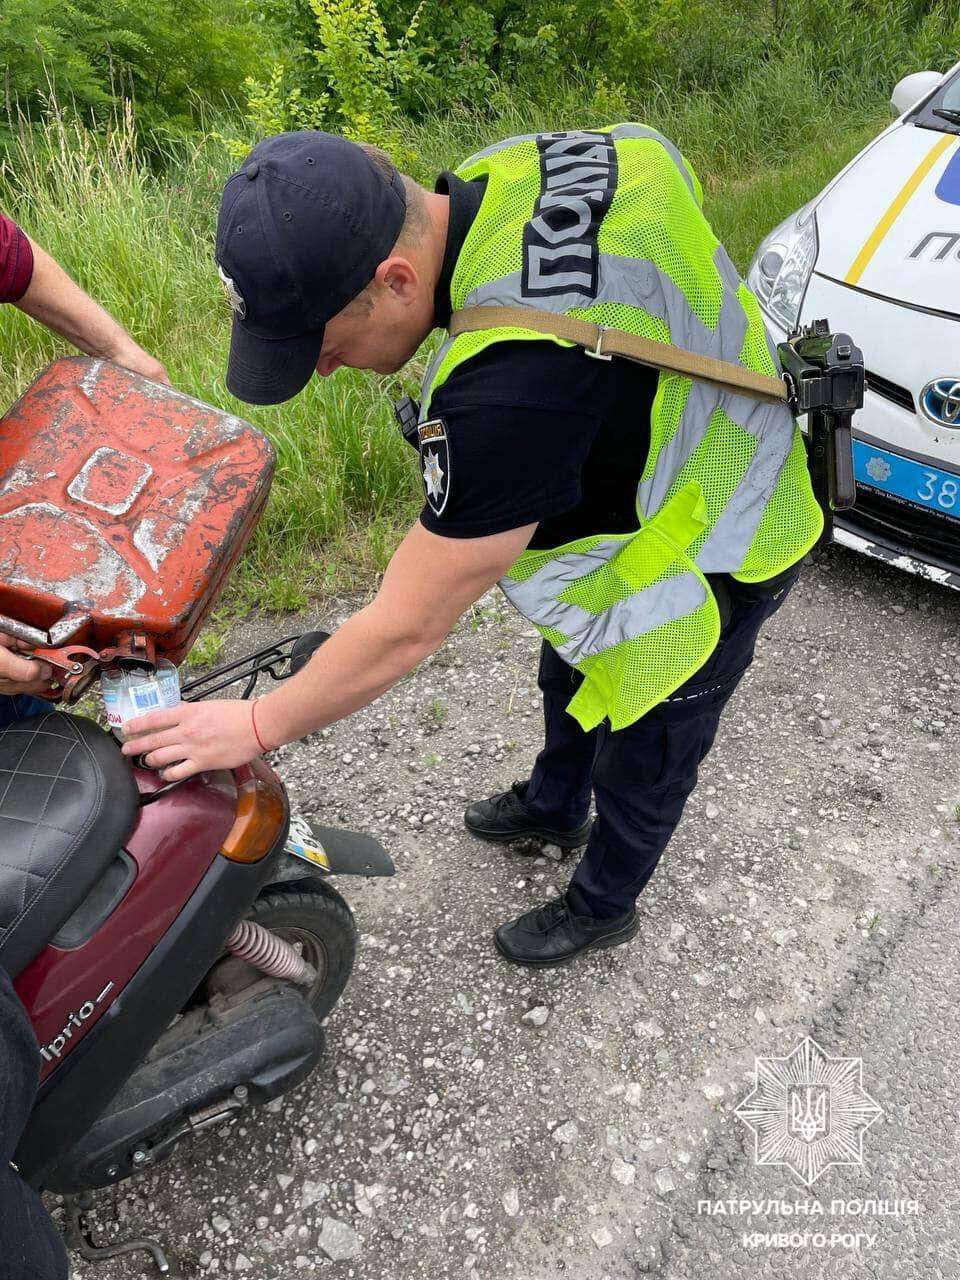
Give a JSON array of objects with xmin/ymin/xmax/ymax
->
[{"xmin": 220, "ymin": 759, "xmax": 287, "ymax": 863}]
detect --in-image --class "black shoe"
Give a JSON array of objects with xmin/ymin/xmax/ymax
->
[
  {"xmin": 494, "ymin": 892, "xmax": 638, "ymax": 968},
  {"xmin": 464, "ymin": 781, "xmax": 592, "ymax": 848}
]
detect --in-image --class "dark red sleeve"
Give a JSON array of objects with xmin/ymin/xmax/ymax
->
[{"xmin": 0, "ymin": 214, "xmax": 34, "ymax": 303}]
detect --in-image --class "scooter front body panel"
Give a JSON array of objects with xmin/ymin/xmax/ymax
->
[
  {"xmin": 15, "ymin": 810, "xmax": 289, "ymax": 1188},
  {"xmin": 16, "ymin": 767, "xmax": 237, "ymax": 1082}
]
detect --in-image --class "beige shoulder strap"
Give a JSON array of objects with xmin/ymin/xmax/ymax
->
[{"xmin": 448, "ymin": 305, "xmax": 788, "ymax": 405}]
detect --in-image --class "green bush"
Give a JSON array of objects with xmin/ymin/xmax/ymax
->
[
  {"xmin": 243, "ymin": 0, "xmax": 959, "ymax": 125},
  {"xmin": 230, "ymin": 0, "xmax": 428, "ymax": 169},
  {"xmin": 5, "ymin": 0, "xmax": 956, "ymax": 152},
  {"xmin": 0, "ymin": 0, "xmax": 273, "ymax": 143}
]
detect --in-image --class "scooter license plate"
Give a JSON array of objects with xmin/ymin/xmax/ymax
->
[{"xmin": 285, "ymin": 813, "xmax": 330, "ymax": 870}]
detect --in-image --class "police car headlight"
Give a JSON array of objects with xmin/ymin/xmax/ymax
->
[{"xmin": 748, "ymin": 204, "xmax": 819, "ymax": 332}]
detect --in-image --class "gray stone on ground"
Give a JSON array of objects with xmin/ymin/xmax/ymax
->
[
  {"xmin": 317, "ymin": 1216, "xmax": 361, "ymax": 1262},
  {"xmin": 552, "ymin": 1120, "xmax": 579, "ymax": 1146}
]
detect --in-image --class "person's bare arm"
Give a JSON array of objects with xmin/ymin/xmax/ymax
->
[
  {"xmin": 120, "ymin": 519, "xmax": 537, "ymax": 779},
  {"xmin": 256, "ymin": 519, "xmax": 537, "ymax": 746},
  {"xmin": 15, "ymin": 240, "xmax": 169, "ymax": 384}
]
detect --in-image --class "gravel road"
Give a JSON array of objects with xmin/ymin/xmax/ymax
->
[{"xmin": 65, "ymin": 540, "xmax": 960, "ymax": 1279}]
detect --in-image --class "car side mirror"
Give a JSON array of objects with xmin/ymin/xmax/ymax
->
[{"xmin": 891, "ymin": 70, "xmax": 943, "ymax": 115}]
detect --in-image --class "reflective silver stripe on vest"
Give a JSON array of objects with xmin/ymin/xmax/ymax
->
[
  {"xmin": 461, "ymin": 244, "xmax": 742, "ymax": 347},
  {"xmin": 453, "ymin": 243, "xmax": 794, "ymax": 568},
  {"xmin": 695, "ymin": 405, "xmax": 795, "ymax": 571},
  {"xmin": 499, "ymin": 543, "xmax": 707, "ymax": 663},
  {"xmin": 638, "ymin": 245, "xmax": 794, "ymax": 568},
  {"xmin": 418, "ymin": 337, "xmax": 456, "ymax": 421},
  {"xmin": 638, "ymin": 244, "xmax": 747, "ymax": 512},
  {"xmin": 607, "ymin": 124, "xmax": 698, "ymax": 199},
  {"xmin": 460, "ymin": 131, "xmax": 543, "ymax": 167},
  {"xmin": 460, "ymin": 124, "xmax": 698, "ymax": 199}
]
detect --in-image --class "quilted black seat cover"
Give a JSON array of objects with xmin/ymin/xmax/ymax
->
[{"xmin": 0, "ymin": 713, "xmax": 139, "ymax": 977}]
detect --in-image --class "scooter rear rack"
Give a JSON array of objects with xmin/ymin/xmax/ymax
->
[{"xmin": 179, "ymin": 630, "xmax": 329, "ymax": 702}]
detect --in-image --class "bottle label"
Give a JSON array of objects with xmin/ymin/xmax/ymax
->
[
  {"xmin": 130, "ymin": 680, "xmax": 163, "ymax": 712},
  {"xmin": 102, "ymin": 665, "xmax": 180, "ymax": 739},
  {"xmin": 102, "ymin": 688, "xmax": 123, "ymax": 729},
  {"xmin": 157, "ymin": 670, "xmax": 181, "ymax": 709}
]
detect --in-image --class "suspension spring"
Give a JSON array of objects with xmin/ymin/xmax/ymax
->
[{"xmin": 225, "ymin": 919, "xmax": 317, "ymax": 986}]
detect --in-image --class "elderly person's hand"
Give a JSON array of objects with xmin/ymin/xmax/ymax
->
[
  {"xmin": 0, "ymin": 635, "xmax": 57, "ymax": 698},
  {"xmin": 107, "ymin": 337, "xmax": 171, "ymax": 386}
]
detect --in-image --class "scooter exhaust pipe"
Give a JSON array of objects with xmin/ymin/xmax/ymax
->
[{"xmin": 224, "ymin": 920, "xmax": 317, "ymax": 985}]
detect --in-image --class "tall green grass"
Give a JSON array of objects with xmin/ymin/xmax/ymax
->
[{"xmin": 0, "ymin": 69, "xmax": 889, "ymax": 611}]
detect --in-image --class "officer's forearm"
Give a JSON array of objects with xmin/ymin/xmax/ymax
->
[
  {"xmin": 253, "ymin": 600, "xmax": 442, "ymax": 749},
  {"xmin": 254, "ymin": 518, "xmax": 533, "ymax": 748}
]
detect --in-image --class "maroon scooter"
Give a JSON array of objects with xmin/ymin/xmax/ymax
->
[{"xmin": 4, "ymin": 630, "xmax": 393, "ymax": 1275}]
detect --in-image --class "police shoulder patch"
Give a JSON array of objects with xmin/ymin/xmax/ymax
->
[{"xmin": 417, "ymin": 417, "xmax": 451, "ymax": 516}]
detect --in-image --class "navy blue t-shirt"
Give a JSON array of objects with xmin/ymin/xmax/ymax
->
[{"xmin": 414, "ymin": 172, "xmax": 657, "ymax": 550}]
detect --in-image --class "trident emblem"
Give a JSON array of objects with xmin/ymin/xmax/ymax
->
[{"xmin": 788, "ymin": 1084, "xmax": 829, "ymax": 1143}]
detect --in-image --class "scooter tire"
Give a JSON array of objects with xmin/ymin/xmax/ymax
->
[{"xmin": 243, "ymin": 880, "xmax": 357, "ymax": 1024}]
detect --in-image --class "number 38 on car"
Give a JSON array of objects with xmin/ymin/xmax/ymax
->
[{"xmin": 749, "ymin": 59, "xmax": 960, "ymax": 589}]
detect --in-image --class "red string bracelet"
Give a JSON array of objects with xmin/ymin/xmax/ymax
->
[{"xmin": 250, "ymin": 699, "xmax": 269, "ymax": 753}]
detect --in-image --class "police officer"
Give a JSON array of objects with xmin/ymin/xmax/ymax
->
[{"xmin": 124, "ymin": 128, "xmax": 822, "ymax": 969}]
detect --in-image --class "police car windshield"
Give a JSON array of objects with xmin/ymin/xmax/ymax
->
[
  {"xmin": 912, "ymin": 67, "xmax": 960, "ymax": 134},
  {"xmin": 938, "ymin": 74, "xmax": 960, "ymax": 116}
]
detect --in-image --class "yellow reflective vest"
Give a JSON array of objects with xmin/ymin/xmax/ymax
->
[{"xmin": 420, "ymin": 126, "xmax": 823, "ymax": 730}]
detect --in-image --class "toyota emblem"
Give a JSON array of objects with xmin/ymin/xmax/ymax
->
[{"xmin": 920, "ymin": 378, "xmax": 960, "ymax": 427}]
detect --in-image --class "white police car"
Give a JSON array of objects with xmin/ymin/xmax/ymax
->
[{"xmin": 748, "ymin": 61, "xmax": 960, "ymax": 589}]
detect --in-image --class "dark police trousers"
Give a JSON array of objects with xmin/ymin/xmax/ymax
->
[
  {"xmin": 0, "ymin": 695, "xmax": 70, "ymax": 1280},
  {"xmin": 523, "ymin": 572, "xmax": 798, "ymax": 919}
]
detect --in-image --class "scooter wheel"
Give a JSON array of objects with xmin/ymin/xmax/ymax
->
[{"xmin": 242, "ymin": 880, "xmax": 357, "ymax": 1023}]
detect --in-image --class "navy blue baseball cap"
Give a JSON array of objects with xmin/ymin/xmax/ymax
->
[{"xmin": 216, "ymin": 132, "xmax": 407, "ymax": 405}]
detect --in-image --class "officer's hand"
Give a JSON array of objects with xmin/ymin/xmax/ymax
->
[
  {"xmin": 0, "ymin": 635, "xmax": 57, "ymax": 697},
  {"xmin": 120, "ymin": 699, "xmax": 261, "ymax": 782}
]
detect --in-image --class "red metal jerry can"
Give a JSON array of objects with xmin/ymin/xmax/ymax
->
[{"xmin": 0, "ymin": 358, "xmax": 274, "ymax": 693}]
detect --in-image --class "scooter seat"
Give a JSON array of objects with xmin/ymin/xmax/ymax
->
[{"xmin": 0, "ymin": 712, "xmax": 139, "ymax": 978}]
